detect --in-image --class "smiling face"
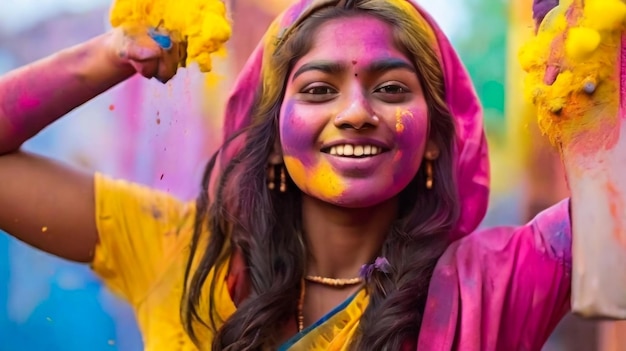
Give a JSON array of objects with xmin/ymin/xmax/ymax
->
[{"xmin": 279, "ymin": 15, "xmax": 435, "ymax": 208}]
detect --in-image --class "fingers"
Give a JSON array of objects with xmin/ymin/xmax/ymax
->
[
  {"xmin": 114, "ymin": 26, "xmax": 161, "ymax": 62},
  {"xmin": 111, "ymin": 26, "xmax": 187, "ymax": 83},
  {"xmin": 129, "ymin": 59, "xmax": 159, "ymax": 80},
  {"xmin": 146, "ymin": 27, "xmax": 186, "ymax": 83},
  {"xmin": 156, "ymin": 39, "xmax": 187, "ymax": 83}
]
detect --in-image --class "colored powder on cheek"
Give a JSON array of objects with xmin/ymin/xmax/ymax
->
[
  {"xmin": 395, "ymin": 108, "xmax": 413, "ymax": 133},
  {"xmin": 309, "ymin": 159, "xmax": 346, "ymax": 199},
  {"xmin": 393, "ymin": 151, "xmax": 403, "ymax": 162},
  {"xmin": 280, "ymin": 100, "xmax": 317, "ymax": 166},
  {"xmin": 284, "ymin": 156, "xmax": 308, "ymax": 188},
  {"xmin": 109, "ymin": 0, "xmax": 231, "ymax": 72},
  {"xmin": 284, "ymin": 156, "xmax": 345, "ymax": 199},
  {"xmin": 394, "ymin": 108, "xmax": 426, "ymax": 153}
]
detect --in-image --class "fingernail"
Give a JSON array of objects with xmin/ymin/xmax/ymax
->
[{"xmin": 148, "ymin": 28, "xmax": 172, "ymax": 50}]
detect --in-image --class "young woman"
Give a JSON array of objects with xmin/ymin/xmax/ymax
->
[{"xmin": 0, "ymin": 0, "xmax": 578, "ymax": 350}]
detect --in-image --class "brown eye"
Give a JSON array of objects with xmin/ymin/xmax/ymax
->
[
  {"xmin": 375, "ymin": 85, "xmax": 407, "ymax": 94},
  {"xmin": 304, "ymin": 86, "xmax": 337, "ymax": 95},
  {"xmin": 299, "ymin": 85, "xmax": 338, "ymax": 102}
]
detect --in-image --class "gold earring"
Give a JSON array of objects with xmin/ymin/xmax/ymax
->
[
  {"xmin": 425, "ymin": 160, "xmax": 434, "ymax": 190},
  {"xmin": 280, "ymin": 166, "xmax": 287, "ymax": 193},
  {"xmin": 267, "ymin": 165, "xmax": 276, "ymax": 190}
]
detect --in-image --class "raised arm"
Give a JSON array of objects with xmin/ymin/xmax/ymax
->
[
  {"xmin": 0, "ymin": 27, "xmax": 184, "ymax": 262},
  {"xmin": 419, "ymin": 200, "xmax": 572, "ymax": 350}
]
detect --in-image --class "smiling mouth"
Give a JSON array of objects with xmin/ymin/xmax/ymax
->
[{"xmin": 321, "ymin": 144, "xmax": 387, "ymax": 158}]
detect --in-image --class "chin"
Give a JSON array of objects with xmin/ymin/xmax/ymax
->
[{"xmin": 310, "ymin": 183, "xmax": 404, "ymax": 209}]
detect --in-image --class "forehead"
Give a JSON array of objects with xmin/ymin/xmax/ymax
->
[{"xmin": 301, "ymin": 15, "xmax": 405, "ymax": 63}]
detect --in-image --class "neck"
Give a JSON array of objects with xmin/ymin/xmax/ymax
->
[{"xmin": 301, "ymin": 194, "xmax": 398, "ymax": 279}]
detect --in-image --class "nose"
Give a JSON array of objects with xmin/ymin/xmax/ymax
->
[{"xmin": 334, "ymin": 93, "xmax": 379, "ymax": 130}]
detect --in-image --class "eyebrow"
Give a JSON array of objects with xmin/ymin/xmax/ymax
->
[
  {"xmin": 291, "ymin": 58, "xmax": 416, "ymax": 81},
  {"xmin": 368, "ymin": 58, "xmax": 416, "ymax": 75}
]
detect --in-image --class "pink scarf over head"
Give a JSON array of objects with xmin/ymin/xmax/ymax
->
[{"xmin": 219, "ymin": 0, "xmax": 490, "ymax": 241}]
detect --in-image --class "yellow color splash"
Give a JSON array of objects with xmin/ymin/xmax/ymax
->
[
  {"xmin": 565, "ymin": 27, "xmax": 601, "ymax": 60},
  {"xmin": 109, "ymin": 0, "xmax": 232, "ymax": 72},
  {"xmin": 519, "ymin": 0, "xmax": 626, "ymax": 152},
  {"xmin": 395, "ymin": 107, "xmax": 412, "ymax": 133},
  {"xmin": 284, "ymin": 156, "xmax": 345, "ymax": 199}
]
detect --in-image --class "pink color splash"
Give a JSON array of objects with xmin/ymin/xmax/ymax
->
[{"xmin": 17, "ymin": 93, "xmax": 41, "ymax": 110}]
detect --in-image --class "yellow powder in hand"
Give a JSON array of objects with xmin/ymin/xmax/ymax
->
[
  {"xmin": 565, "ymin": 27, "xmax": 600, "ymax": 60},
  {"xmin": 109, "ymin": 0, "xmax": 232, "ymax": 72},
  {"xmin": 519, "ymin": 0, "xmax": 626, "ymax": 151}
]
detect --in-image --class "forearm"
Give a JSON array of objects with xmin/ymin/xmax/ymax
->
[{"xmin": 0, "ymin": 32, "xmax": 135, "ymax": 154}]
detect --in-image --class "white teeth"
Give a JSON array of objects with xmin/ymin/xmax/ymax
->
[
  {"xmin": 343, "ymin": 144, "xmax": 354, "ymax": 156},
  {"xmin": 325, "ymin": 144, "xmax": 383, "ymax": 157},
  {"xmin": 354, "ymin": 145, "xmax": 364, "ymax": 156},
  {"xmin": 364, "ymin": 145, "xmax": 372, "ymax": 155}
]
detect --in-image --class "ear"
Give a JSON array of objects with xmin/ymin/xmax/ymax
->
[
  {"xmin": 268, "ymin": 137, "xmax": 284, "ymax": 165},
  {"xmin": 424, "ymin": 140, "xmax": 440, "ymax": 160}
]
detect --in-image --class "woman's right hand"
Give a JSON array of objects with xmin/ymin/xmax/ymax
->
[
  {"xmin": 0, "ymin": 26, "xmax": 188, "ymax": 263},
  {"xmin": 106, "ymin": 25, "xmax": 187, "ymax": 83}
]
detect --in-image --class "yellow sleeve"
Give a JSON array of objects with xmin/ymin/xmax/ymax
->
[{"xmin": 91, "ymin": 172, "xmax": 197, "ymax": 306}]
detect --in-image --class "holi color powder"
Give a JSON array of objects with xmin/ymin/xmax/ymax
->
[
  {"xmin": 395, "ymin": 108, "xmax": 412, "ymax": 133},
  {"xmin": 519, "ymin": 0, "xmax": 626, "ymax": 155},
  {"xmin": 284, "ymin": 156, "xmax": 345, "ymax": 200},
  {"xmin": 524, "ymin": 0, "xmax": 626, "ymax": 319},
  {"xmin": 109, "ymin": 0, "xmax": 232, "ymax": 72}
]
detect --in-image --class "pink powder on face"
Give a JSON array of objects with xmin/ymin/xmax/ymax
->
[{"xmin": 279, "ymin": 16, "xmax": 429, "ymax": 207}]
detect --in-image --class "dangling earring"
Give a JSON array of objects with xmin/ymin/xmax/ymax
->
[
  {"xmin": 425, "ymin": 160, "xmax": 434, "ymax": 190},
  {"xmin": 279, "ymin": 166, "xmax": 287, "ymax": 193},
  {"xmin": 267, "ymin": 165, "xmax": 276, "ymax": 190}
]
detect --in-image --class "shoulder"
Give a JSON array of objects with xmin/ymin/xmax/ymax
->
[{"xmin": 92, "ymin": 172, "xmax": 202, "ymax": 304}]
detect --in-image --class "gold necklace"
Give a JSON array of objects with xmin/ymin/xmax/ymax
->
[
  {"xmin": 297, "ymin": 276, "xmax": 365, "ymax": 332},
  {"xmin": 304, "ymin": 275, "xmax": 364, "ymax": 287},
  {"xmin": 298, "ymin": 279, "xmax": 305, "ymax": 332}
]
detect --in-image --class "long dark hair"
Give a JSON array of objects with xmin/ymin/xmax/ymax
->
[{"xmin": 182, "ymin": 1, "xmax": 460, "ymax": 350}]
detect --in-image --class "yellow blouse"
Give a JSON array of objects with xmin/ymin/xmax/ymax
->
[{"xmin": 91, "ymin": 173, "xmax": 368, "ymax": 350}]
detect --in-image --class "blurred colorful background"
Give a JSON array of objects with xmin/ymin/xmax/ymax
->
[{"xmin": 0, "ymin": 0, "xmax": 623, "ymax": 350}]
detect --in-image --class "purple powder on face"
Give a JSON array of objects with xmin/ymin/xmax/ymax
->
[
  {"xmin": 279, "ymin": 99, "xmax": 317, "ymax": 167},
  {"xmin": 533, "ymin": 0, "xmax": 559, "ymax": 22}
]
